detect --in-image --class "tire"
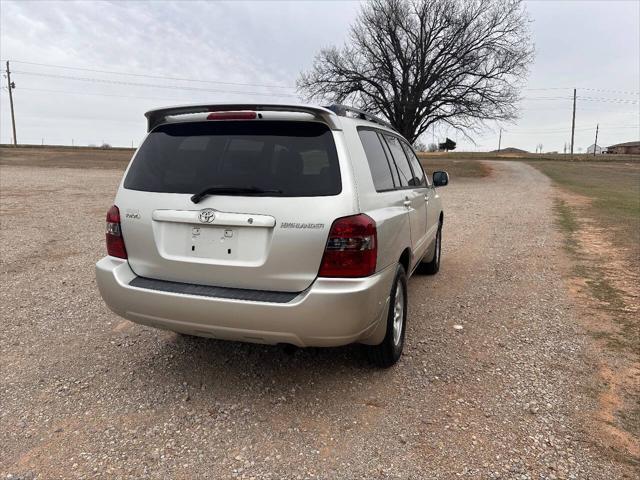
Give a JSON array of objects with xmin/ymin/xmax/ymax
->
[
  {"xmin": 367, "ymin": 264, "xmax": 408, "ymax": 368},
  {"xmin": 419, "ymin": 221, "xmax": 442, "ymax": 275}
]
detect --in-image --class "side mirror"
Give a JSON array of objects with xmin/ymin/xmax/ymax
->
[{"xmin": 433, "ymin": 171, "xmax": 449, "ymax": 187}]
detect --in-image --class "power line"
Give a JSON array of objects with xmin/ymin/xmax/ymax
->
[
  {"xmin": 579, "ymin": 97, "xmax": 639, "ymax": 105},
  {"xmin": 519, "ymin": 96, "xmax": 638, "ymax": 104},
  {"xmin": 6, "ymin": 59, "xmax": 636, "ymax": 97},
  {"xmin": 5, "ymin": 58, "xmax": 637, "ymax": 99},
  {"xmin": 525, "ymin": 87, "xmax": 572, "ymax": 91},
  {"xmin": 520, "ymin": 96, "xmax": 574, "ymax": 100},
  {"xmin": 436, "ymin": 123, "xmax": 639, "ymax": 140},
  {"xmin": 504, "ymin": 125, "xmax": 639, "ymax": 134},
  {"xmin": 15, "ymin": 87, "xmax": 637, "ymax": 135},
  {"xmin": 525, "ymin": 86, "xmax": 639, "ymax": 96},
  {"xmin": 10, "ymin": 70, "xmax": 300, "ymax": 98},
  {"xmin": 1, "ymin": 59, "xmax": 295, "ymax": 90},
  {"xmin": 580, "ymin": 87, "xmax": 639, "ymax": 96},
  {"xmin": 15, "ymin": 86, "xmax": 241, "ymax": 103},
  {"xmin": 495, "ymin": 128, "xmax": 638, "ymax": 136}
]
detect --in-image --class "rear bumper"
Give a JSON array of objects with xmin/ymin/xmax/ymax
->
[{"xmin": 95, "ymin": 257, "xmax": 395, "ymax": 347}]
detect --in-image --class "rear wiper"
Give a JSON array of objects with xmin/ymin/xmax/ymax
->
[{"xmin": 191, "ymin": 185, "xmax": 283, "ymax": 204}]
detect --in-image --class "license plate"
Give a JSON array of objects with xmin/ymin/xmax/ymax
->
[{"xmin": 190, "ymin": 226, "xmax": 238, "ymax": 259}]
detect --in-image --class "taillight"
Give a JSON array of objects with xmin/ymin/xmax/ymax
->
[
  {"xmin": 106, "ymin": 205, "xmax": 127, "ymax": 259},
  {"xmin": 318, "ymin": 214, "xmax": 377, "ymax": 278},
  {"xmin": 207, "ymin": 111, "xmax": 257, "ymax": 120}
]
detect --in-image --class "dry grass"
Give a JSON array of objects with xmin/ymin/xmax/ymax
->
[
  {"xmin": 532, "ymin": 161, "xmax": 640, "ymax": 249},
  {"xmin": 0, "ymin": 145, "xmax": 134, "ymax": 169},
  {"xmin": 417, "ymin": 154, "xmax": 491, "ymax": 179},
  {"xmin": 419, "ymin": 151, "xmax": 640, "ymax": 163},
  {"xmin": 1, "ymin": 145, "xmax": 494, "ymax": 180},
  {"xmin": 538, "ymin": 162, "xmax": 639, "ymax": 447}
]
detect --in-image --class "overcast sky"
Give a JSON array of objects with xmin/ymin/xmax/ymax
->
[{"xmin": 1, "ymin": 0, "xmax": 638, "ymax": 151}]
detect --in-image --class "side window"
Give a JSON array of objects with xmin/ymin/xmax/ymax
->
[
  {"xmin": 358, "ymin": 129, "xmax": 396, "ymax": 191},
  {"xmin": 377, "ymin": 133, "xmax": 400, "ymax": 187},
  {"xmin": 383, "ymin": 134, "xmax": 414, "ymax": 188},
  {"xmin": 401, "ymin": 141, "xmax": 428, "ymax": 187}
]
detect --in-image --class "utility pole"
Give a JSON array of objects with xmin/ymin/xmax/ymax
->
[
  {"xmin": 570, "ymin": 88, "xmax": 576, "ymax": 157},
  {"xmin": 5, "ymin": 61, "xmax": 17, "ymax": 146},
  {"xmin": 498, "ymin": 127, "xmax": 502, "ymax": 152},
  {"xmin": 593, "ymin": 123, "xmax": 599, "ymax": 157}
]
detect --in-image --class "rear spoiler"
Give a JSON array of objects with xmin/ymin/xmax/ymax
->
[{"xmin": 144, "ymin": 103, "xmax": 342, "ymax": 132}]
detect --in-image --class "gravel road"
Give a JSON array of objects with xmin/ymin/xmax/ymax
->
[{"xmin": 0, "ymin": 160, "xmax": 632, "ymax": 479}]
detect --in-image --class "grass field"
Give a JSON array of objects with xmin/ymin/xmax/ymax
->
[
  {"xmin": 420, "ymin": 151, "xmax": 640, "ymax": 163},
  {"xmin": 417, "ymin": 154, "xmax": 491, "ymax": 178},
  {"xmin": 531, "ymin": 161, "xmax": 639, "ymax": 443},
  {"xmin": 1, "ymin": 145, "xmax": 492, "ymax": 179},
  {"xmin": 0, "ymin": 145, "xmax": 134, "ymax": 169},
  {"xmin": 530, "ymin": 161, "xmax": 639, "ymax": 359},
  {"xmin": 531, "ymin": 161, "xmax": 640, "ymax": 247}
]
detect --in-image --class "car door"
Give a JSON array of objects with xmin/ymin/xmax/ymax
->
[
  {"xmin": 381, "ymin": 134, "xmax": 429, "ymax": 264},
  {"xmin": 401, "ymin": 140, "xmax": 438, "ymax": 241},
  {"xmin": 356, "ymin": 128, "xmax": 410, "ymax": 272}
]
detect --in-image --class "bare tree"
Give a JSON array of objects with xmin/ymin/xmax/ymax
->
[
  {"xmin": 413, "ymin": 140, "xmax": 427, "ymax": 151},
  {"xmin": 297, "ymin": 0, "xmax": 534, "ymax": 143}
]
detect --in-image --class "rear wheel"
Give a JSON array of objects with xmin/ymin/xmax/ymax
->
[
  {"xmin": 367, "ymin": 264, "xmax": 407, "ymax": 368},
  {"xmin": 419, "ymin": 221, "xmax": 442, "ymax": 275}
]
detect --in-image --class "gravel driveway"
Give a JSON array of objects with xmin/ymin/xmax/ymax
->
[{"xmin": 0, "ymin": 161, "xmax": 631, "ymax": 479}]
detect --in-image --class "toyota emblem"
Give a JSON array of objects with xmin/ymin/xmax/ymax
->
[{"xmin": 198, "ymin": 208, "xmax": 216, "ymax": 223}]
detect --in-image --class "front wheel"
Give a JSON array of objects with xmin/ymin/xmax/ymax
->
[{"xmin": 367, "ymin": 264, "xmax": 407, "ymax": 368}]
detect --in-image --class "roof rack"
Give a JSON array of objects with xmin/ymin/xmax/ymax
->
[{"xmin": 323, "ymin": 104, "xmax": 396, "ymax": 131}]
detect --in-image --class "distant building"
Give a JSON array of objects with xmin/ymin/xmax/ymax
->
[
  {"xmin": 605, "ymin": 141, "xmax": 640, "ymax": 155},
  {"xmin": 586, "ymin": 144, "xmax": 602, "ymax": 154}
]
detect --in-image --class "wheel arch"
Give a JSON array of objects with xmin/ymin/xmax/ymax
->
[{"xmin": 399, "ymin": 247, "xmax": 411, "ymax": 274}]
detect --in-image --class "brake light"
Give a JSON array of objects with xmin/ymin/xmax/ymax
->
[
  {"xmin": 207, "ymin": 111, "xmax": 257, "ymax": 120},
  {"xmin": 318, "ymin": 214, "xmax": 377, "ymax": 278},
  {"xmin": 106, "ymin": 205, "xmax": 127, "ymax": 259}
]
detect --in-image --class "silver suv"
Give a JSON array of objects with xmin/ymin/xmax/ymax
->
[{"xmin": 96, "ymin": 104, "xmax": 448, "ymax": 367}]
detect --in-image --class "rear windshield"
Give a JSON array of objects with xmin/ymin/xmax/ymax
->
[{"xmin": 124, "ymin": 121, "xmax": 341, "ymax": 196}]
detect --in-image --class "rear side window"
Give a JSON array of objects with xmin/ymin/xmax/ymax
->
[
  {"xmin": 124, "ymin": 121, "xmax": 341, "ymax": 196},
  {"xmin": 383, "ymin": 135, "xmax": 414, "ymax": 187},
  {"xmin": 358, "ymin": 129, "xmax": 396, "ymax": 191},
  {"xmin": 401, "ymin": 141, "xmax": 427, "ymax": 187}
]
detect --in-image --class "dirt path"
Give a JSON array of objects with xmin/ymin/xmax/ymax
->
[{"xmin": 0, "ymin": 161, "xmax": 634, "ymax": 479}]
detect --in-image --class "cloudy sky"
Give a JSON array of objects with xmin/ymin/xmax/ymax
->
[{"xmin": 1, "ymin": 0, "xmax": 638, "ymax": 152}]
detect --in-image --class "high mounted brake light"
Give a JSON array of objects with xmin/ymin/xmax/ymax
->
[
  {"xmin": 206, "ymin": 111, "xmax": 257, "ymax": 120},
  {"xmin": 106, "ymin": 205, "xmax": 127, "ymax": 259},
  {"xmin": 318, "ymin": 214, "xmax": 377, "ymax": 278}
]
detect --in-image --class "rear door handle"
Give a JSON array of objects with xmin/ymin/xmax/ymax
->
[
  {"xmin": 403, "ymin": 199, "xmax": 411, "ymax": 207},
  {"xmin": 424, "ymin": 194, "xmax": 429, "ymax": 202}
]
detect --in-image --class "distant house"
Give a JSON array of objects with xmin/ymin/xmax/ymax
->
[
  {"xmin": 586, "ymin": 144, "xmax": 602, "ymax": 154},
  {"xmin": 605, "ymin": 141, "xmax": 640, "ymax": 155}
]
